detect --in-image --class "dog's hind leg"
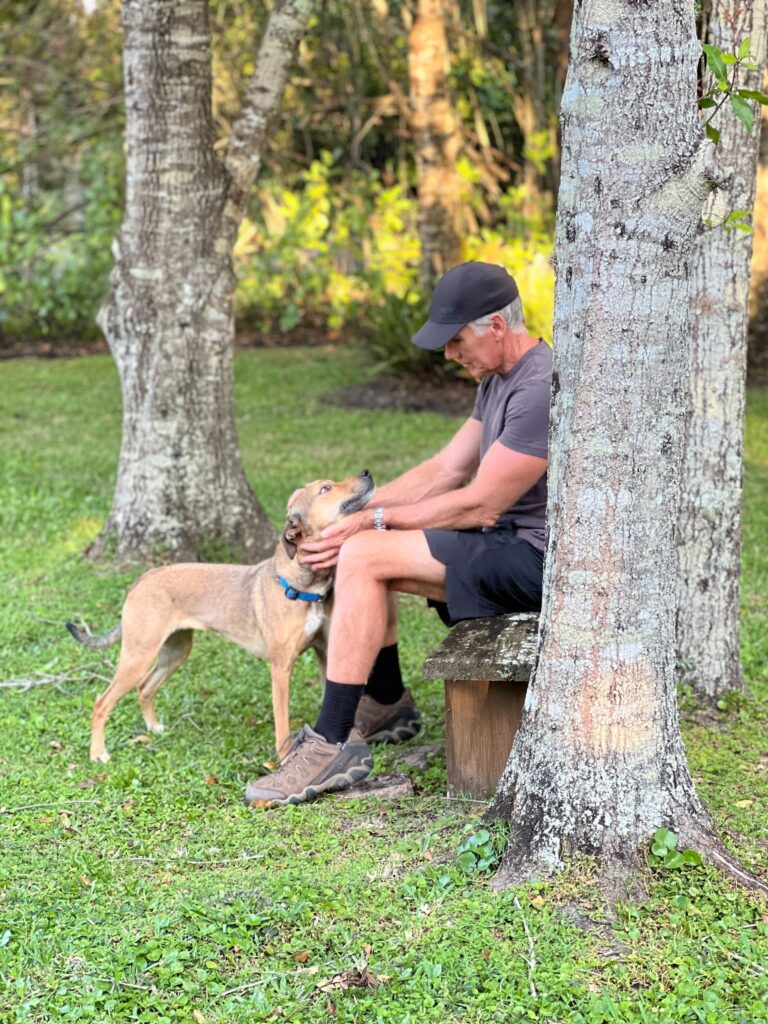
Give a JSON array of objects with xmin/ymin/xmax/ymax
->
[
  {"xmin": 137, "ymin": 630, "xmax": 193, "ymax": 735},
  {"xmin": 91, "ymin": 646, "xmax": 160, "ymax": 762}
]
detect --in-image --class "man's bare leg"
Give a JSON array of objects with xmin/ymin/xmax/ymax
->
[{"xmin": 326, "ymin": 530, "xmax": 446, "ymax": 685}]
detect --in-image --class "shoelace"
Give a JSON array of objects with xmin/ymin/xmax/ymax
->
[{"xmin": 269, "ymin": 729, "xmax": 332, "ymax": 785}]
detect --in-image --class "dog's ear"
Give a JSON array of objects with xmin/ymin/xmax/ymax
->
[{"xmin": 281, "ymin": 510, "xmax": 305, "ymax": 560}]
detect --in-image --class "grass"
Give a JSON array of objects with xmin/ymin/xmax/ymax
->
[{"xmin": 0, "ymin": 347, "xmax": 767, "ymax": 1024}]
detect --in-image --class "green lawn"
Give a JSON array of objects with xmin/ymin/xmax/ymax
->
[{"xmin": 0, "ymin": 348, "xmax": 766, "ymax": 1024}]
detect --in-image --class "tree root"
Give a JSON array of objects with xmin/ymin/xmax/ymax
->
[
  {"xmin": 679, "ymin": 818, "xmax": 768, "ymax": 895},
  {"xmin": 492, "ymin": 816, "xmax": 768, "ymax": 900}
]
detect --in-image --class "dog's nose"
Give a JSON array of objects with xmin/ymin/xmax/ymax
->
[{"xmin": 359, "ymin": 469, "xmax": 371, "ymax": 479}]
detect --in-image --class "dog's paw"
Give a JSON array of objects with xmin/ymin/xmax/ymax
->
[
  {"xmin": 91, "ymin": 750, "xmax": 111, "ymax": 763},
  {"xmin": 148, "ymin": 722, "xmax": 166, "ymax": 734}
]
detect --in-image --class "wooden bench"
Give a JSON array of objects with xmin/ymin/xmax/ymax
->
[{"xmin": 422, "ymin": 612, "xmax": 539, "ymax": 800}]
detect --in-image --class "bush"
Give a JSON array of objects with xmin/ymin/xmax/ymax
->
[
  {"xmin": 234, "ymin": 153, "xmax": 555, "ymax": 375},
  {"xmin": 0, "ymin": 142, "xmax": 123, "ymax": 341}
]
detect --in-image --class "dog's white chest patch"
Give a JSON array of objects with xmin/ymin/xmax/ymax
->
[{"xmin": 304, "ymin": 609, "xmax": 325, "ymax": 638}]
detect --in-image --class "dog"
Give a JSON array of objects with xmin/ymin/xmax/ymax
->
[{"xmin": 66, "ymin": 470, "xmax": 375, "ymax": 762}]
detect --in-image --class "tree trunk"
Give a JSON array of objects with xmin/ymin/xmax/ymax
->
[
  {"xmin": 488, "ymin": 0, "xmax": 765, "ymax": 895},
  {"xmin": 94, "ymin": 0, "xmax": 312, "ymax": 563},
  {"xmin": 508, "ymin": 0, "xmax": 561, "ymax": 216},
  {"xmin": 748, "ymin": 94, "xmax": 768, "ymax": 379},
  {"xmin": 676, "ymin": 2, "xmax": 766, "ymax": 700},
  {"xmin": 408, "ymin": 0, "xmax": 464, "ymax": 290}
]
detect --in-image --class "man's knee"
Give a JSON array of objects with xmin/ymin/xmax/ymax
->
[{"xmin": 337, "ymin": 532, "xmax": 380, "ymax": 578}]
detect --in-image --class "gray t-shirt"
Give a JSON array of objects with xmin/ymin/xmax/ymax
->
[{"xmin": 471, "ymin": 340, "xmax": 552, "ymax": 551}]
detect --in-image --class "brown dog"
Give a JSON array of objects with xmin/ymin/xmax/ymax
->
[{"xmin": 66, "ymin": 470, "xmax": 374, "ymax": 762}]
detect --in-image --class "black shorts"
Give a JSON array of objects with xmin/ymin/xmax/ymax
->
[{"xmin": 424, "ymin": 527, "xmax": 544, "ymax": 627}]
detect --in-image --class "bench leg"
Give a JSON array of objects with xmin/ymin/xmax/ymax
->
[{"xmin": 444, "ymin": 679, "xmax": 527, "ymax": 800}]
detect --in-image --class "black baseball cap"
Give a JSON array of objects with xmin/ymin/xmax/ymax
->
[{"xmin": 410, "ymin": 261, "xmax": 520, "ymax": 351}]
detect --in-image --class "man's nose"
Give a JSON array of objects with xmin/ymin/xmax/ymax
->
[{"xmin": 444, "ymin": 341, "xmax": 457, "ymax": 360}]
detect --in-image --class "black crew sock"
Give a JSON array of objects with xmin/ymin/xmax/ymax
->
[
  {"xmin": 314, "ymin": 680, "xmax": 366, "ymax": 745},
  {"xmin": 364, "ymin": 643, "xmax": 405, "ymax": 705}
]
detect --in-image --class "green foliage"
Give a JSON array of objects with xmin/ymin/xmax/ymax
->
[
  {"xmin": 0, "ymin": 352, "xmax": 767, "ymax": 1022},
  {"xmin": 456, "ymin": 828, "xmax": 500, "ymax": 876},
  {"xmin": 699, "ymin": 37, "xmax": 768, "ymax": 140},
  {"xmin": 0, "ymin": 144, "xmax": 123, "ymax": 339},
  {"xmin": 235, "ymin": 155, "xmax": 420, "ymax": 335},
  {"xmin": 648, "ymin": 829, "xmax": 704, "ymax": 871},
  {"xmin": 235, "ymin": 154, "xmax": 555, "ymax": 356}
]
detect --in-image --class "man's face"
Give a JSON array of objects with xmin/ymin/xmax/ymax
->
[{"xmin": 443, "ymin": 319, "xmax": 502, "ymax": 380}]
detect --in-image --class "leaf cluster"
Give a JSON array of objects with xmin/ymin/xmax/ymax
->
[
  {"xmin": 648, "ymin": 829, "xmax": 704, "ymax": 871},
  {"xmin": 699, "ymin": 37, "xmax": 768, "ymax": 143}
]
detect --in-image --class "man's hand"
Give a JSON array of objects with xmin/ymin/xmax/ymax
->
[
  {"xmin": 287, "ymin": 486, "xmax": 306, "ymax": 510},
  {"xmin": 298, "ymin": 509, "xmax": 372, "ymax": 569}
]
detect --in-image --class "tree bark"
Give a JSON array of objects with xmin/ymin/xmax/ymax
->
[
  {"xmin": 676, "ymin": 1, "xmax": 766, "ymax": 700},
  {"xmin": 488, "ymin": 0, "xmax": 765, "ymax": 895},
  {"xmin": 94, "ymin": 0, "xmax": 312, "ymax": 563},
  {"xmin": 408, "ymin": 0, "xmax": 464, "ymax": 290}
]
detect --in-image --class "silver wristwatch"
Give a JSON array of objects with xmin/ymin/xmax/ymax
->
[{"xmin": 373, "ymin": 506, "xmax": 387, "ymax": 531}]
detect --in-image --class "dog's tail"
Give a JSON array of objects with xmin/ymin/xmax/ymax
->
[{"xmin": 65, "ymin": 621, "xmax": 122, "ymax": 649}]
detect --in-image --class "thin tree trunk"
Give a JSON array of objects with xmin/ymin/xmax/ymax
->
[
  {"xmin": 408, "ymin": 0, "xmax": 463, "ymax": 290},
  {"xmin": 94, "ymin": 0, "xmax": 312, "ymax": 563},
  {"xmin": 509, "ymin": 0, "xmax": 557, "ymax": 216},
  {"xmin": 748, "ymin": 91, "xmax": 768, "ymax": 379},
  {"xmin": 488, "ymin": 0, "xmax": 766, "ymax": 896},
  {"xmin": 676, "ymin": 2, "xmax": 766, "ymax": 700}
]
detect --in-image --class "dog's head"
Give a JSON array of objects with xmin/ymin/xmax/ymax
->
[{"xmin": 281, "ymin": 469, "xmax": 375, "ymax": 559}]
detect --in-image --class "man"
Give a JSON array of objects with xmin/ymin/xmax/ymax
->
[{"xmin": 245, "ymin": 261, "xmax": 551, "ymax": 805}]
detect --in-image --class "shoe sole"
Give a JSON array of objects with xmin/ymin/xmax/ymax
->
[
  {"xmin": 365, "ymin": 720, "xmax": 421, "ymax": 745},
  {"xmin": 248, "ymin": 758, "xmax": 372, "ymax": 807}
]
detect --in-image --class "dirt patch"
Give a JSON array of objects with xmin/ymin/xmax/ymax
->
[
  {"xmin": 324, "ymin": 372, "xmax": 476, "ymax": 418},
  {"xmin": 0, "ymin": 329, "xmax": 339, "ymax": 361}
]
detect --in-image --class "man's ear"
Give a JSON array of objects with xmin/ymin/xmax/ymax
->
[{"xmin": 281, "ymin": 510, "xmax": 304, "ymax": 560}]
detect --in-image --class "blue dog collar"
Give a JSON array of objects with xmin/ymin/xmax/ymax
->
[{"xmin": 277, "ymin": 576, "xmax": 326, "ymax": 603}]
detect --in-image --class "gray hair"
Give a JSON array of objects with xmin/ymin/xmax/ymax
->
[{"xmin": 468, "ymin": 296, "xmax": 525, "ymax": 333}]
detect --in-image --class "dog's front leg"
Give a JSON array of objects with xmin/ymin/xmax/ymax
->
[{"xmin": 269, "ymin": 660, "xmax": 294, "ymax": 761}]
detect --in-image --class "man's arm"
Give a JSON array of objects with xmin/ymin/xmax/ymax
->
[
  {"xmin": 371, "ymin": 416, "xmax": 483, "ymax": 506},
  {"xmin": 377, "ymin": 440, "xmax": 547, "ymax": 531},
  {"xmin": 299, "ymin": 439, "xmax": 547, "ymax": 569}
]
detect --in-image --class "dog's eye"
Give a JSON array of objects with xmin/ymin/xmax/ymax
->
[{"xmin": 319, "ymin": 484, "xmax": 331, "ymax": 494}]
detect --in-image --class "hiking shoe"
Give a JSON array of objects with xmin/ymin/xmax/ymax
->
[
  {"xmin": 244, "ymin": 725, "xmax": 372, "ymax": 806},
  {"xmin": 354, "ymin": 689, "xmax": 422, "ymax": 744}
]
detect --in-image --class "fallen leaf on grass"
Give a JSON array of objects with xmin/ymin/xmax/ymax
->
[
  {"xmin": 49, "ymin": 740, "xmax": 64, "ymax": 751},
  {"xmin": 528, "ymin": 894, "xmax": 545, "ymax": 910},
  {"xmin": 78, "ymin": 874, "xmax": 93, "ymax": 887},
  {"xmin": 326, "ymin": 1000, "xmax": 336, "ymax": 1015},
  {"xmin": 317, "ymin": 967, "xmax": 382, "ymax": 992},
  {"xmin": 262, "ymin": 760, "xmax": 279, "ymax": 771},
  {"xmin": 129, "ymin": 734, "xmax": 151, "ymax": 745},
  {"xmin": 292, "ymin": 951, "xmax": 310, "ymax": 963},
  {"xmin": 205, "ymin": 775, "xmax": 218, "ymax": 785},
  {"xmin": 249, "ymin": 799, "xmax": 277, "ymax": 810},
  {"xmin": 193, "ymin": 1011, "xmax": 205, "ymax": 1024},
  {"xmin": 736, "ymin": 799, "xmax": 754, "ymax": 808},
  {"xmin": 481, "ymin": 948, "xmax": 491, "ymax": 961},
  {"xmin": 78, "ymin": 778, "xmax": 98, "ymax": 789}
]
